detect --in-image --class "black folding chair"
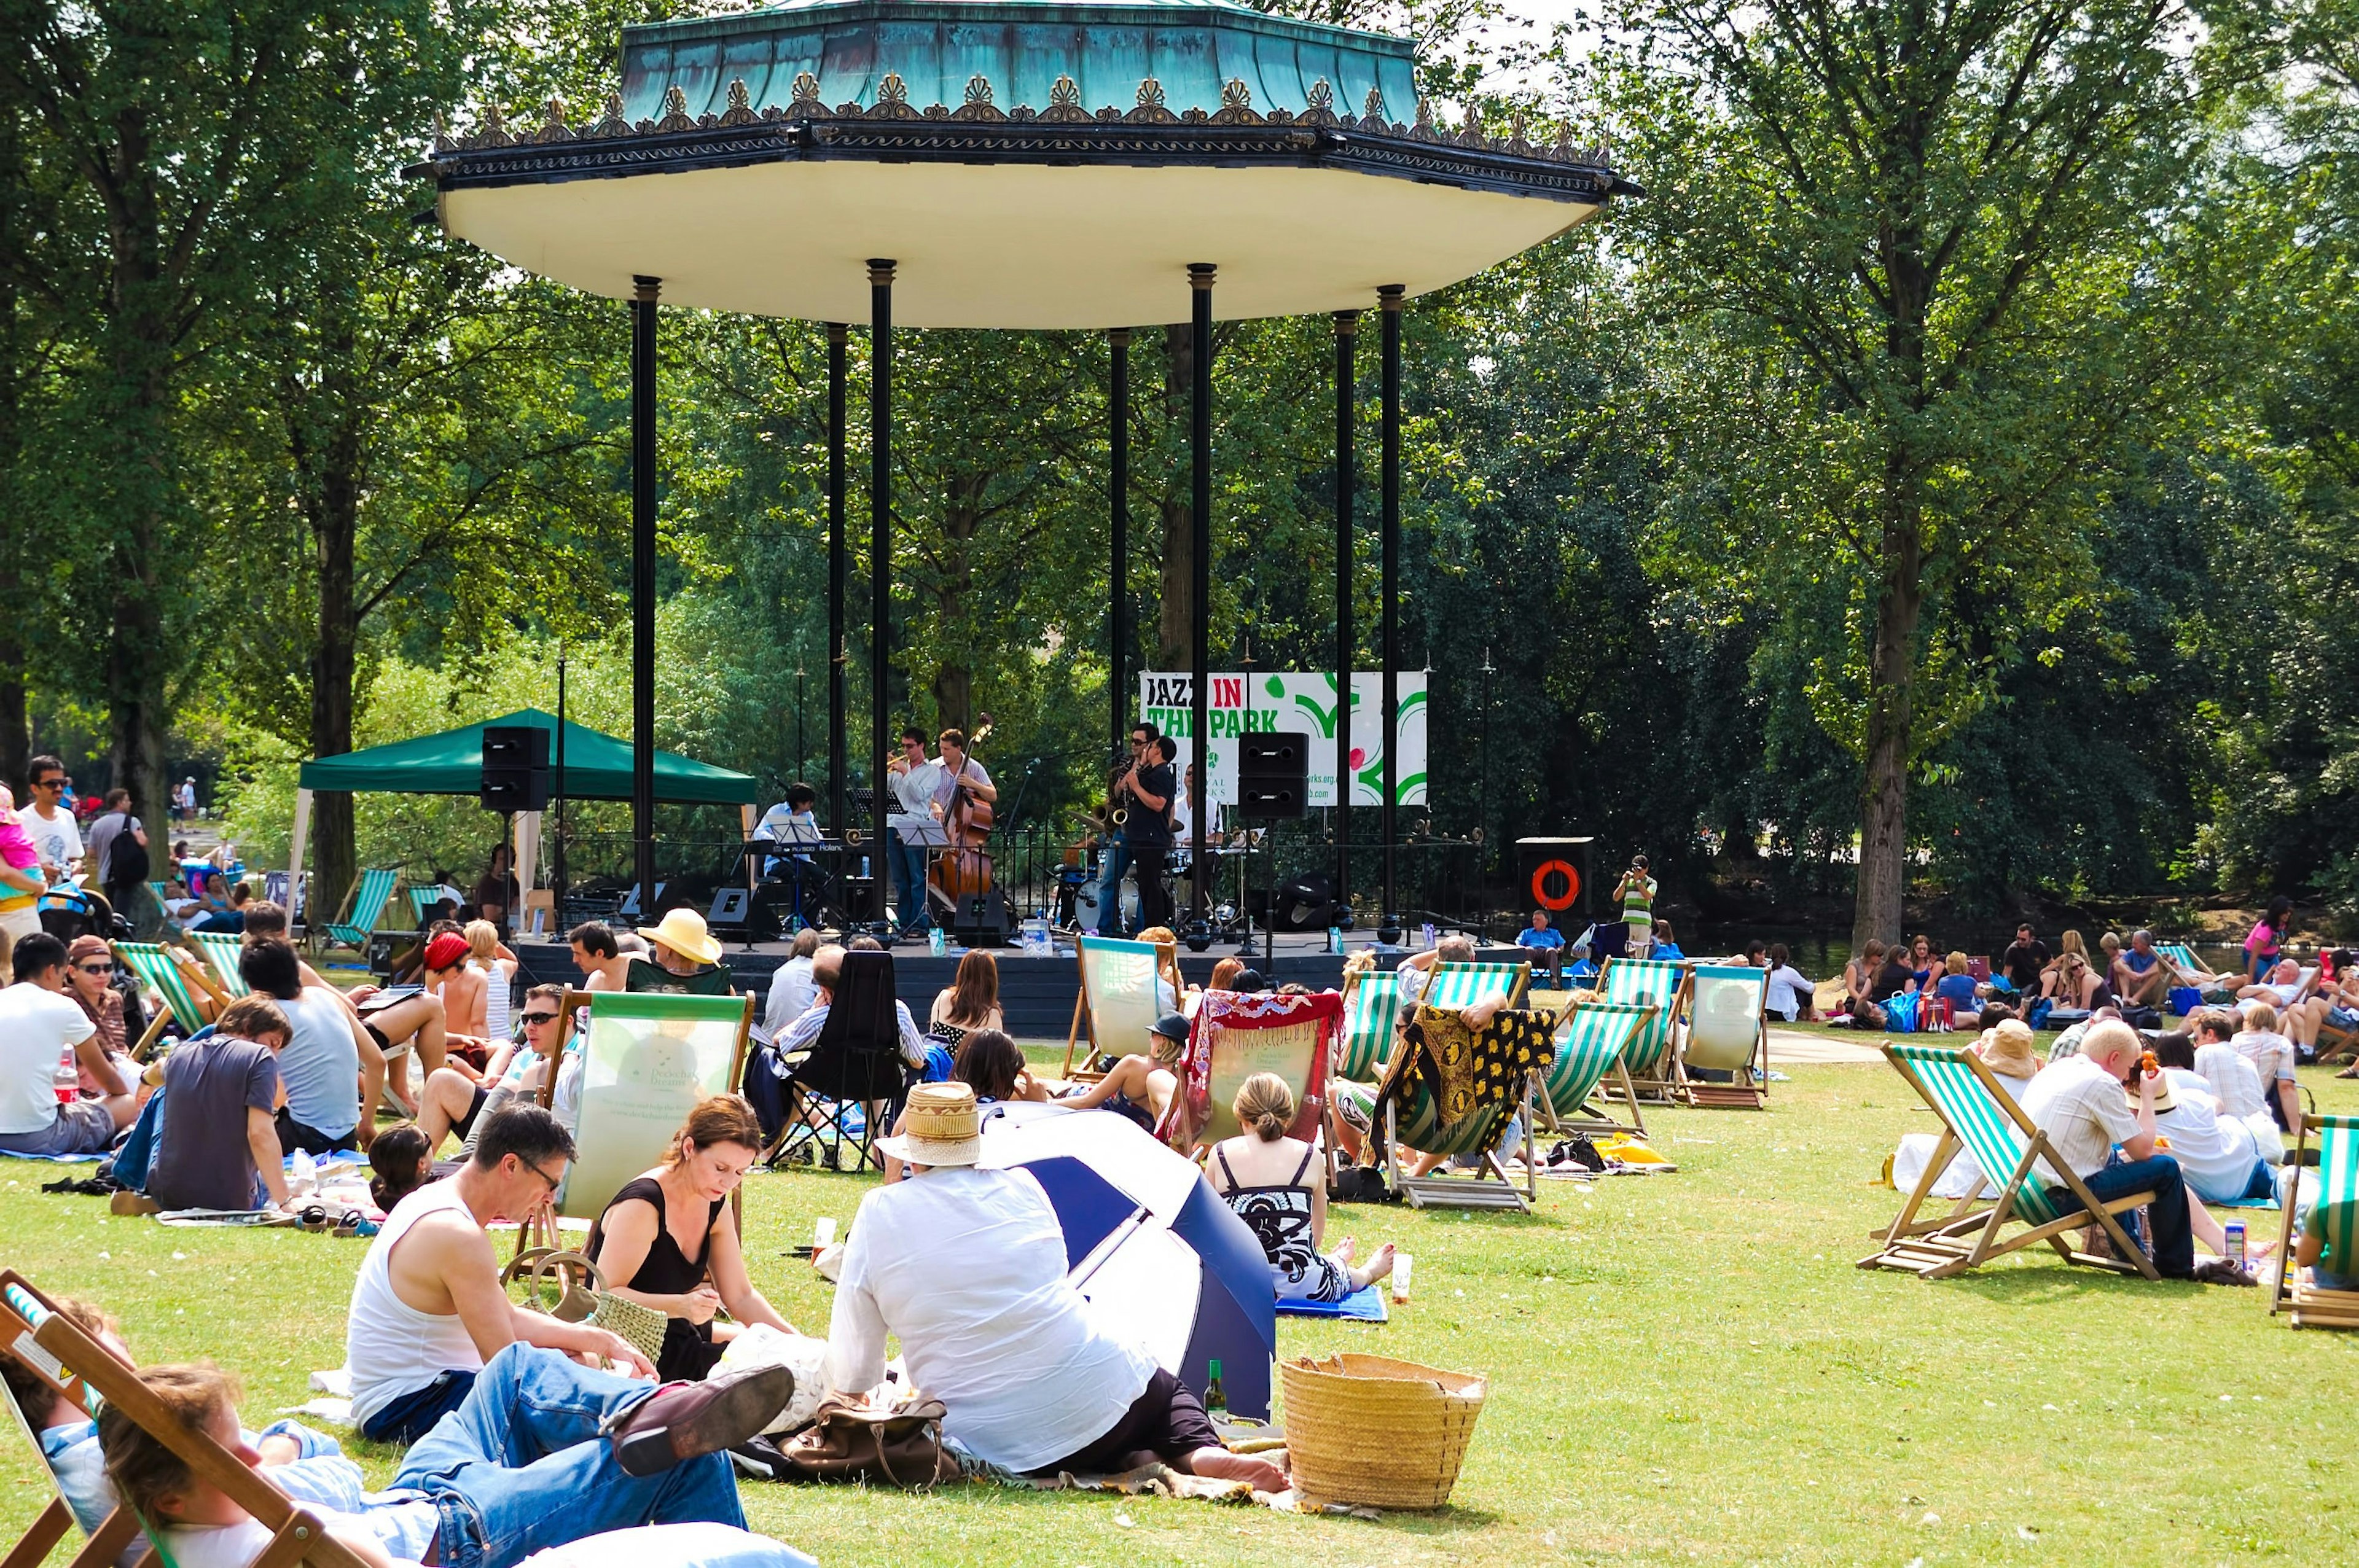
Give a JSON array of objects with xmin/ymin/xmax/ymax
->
[{"xmin": 765, "ymin": 950, "xmax": 914, "ymax": 1173}]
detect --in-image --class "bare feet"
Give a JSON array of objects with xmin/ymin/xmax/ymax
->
[
  {"xmin": 1332, "ymin": 1236, "xmax": 1356, "ymax": 1267},
  {"xmin": 1186, "ymin": 1446, "xmax": 1289, "ymax": 1492},
  {"xmin": 1347, "ymin": 1242, "xmax": 1397, "ymax": 1292}
]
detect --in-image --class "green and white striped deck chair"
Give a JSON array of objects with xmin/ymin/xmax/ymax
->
[
  {"xmin": 1860, "ymin": 1043, "xmax": 2158, "ymax": 1281},
  {"xmin": 1373, "ymin": 1004, "xmax": 1547, "ymax": 1213},
  {"xmin": 111, "ymin": 940, "xmax": 225, "ymax": 1058},
  {"xmin": 1420, "ymin": 959, "xmax": 1530, "ymax": 1012},
  {"xmin": 317, "ymin": 867, "xmax": 400, "ymax": 953},
  {"xmin": 1, "ymin": 1269, "xmax": 375, "ymax": 1568},
  {"xmin": 187, "ymin": 930, "xmax": 251, "ymax": 998},
  {"xmin": 1677, "ymin": 963, "xmax": 1770, "ymax": 1108},
  {"xmin": 2271, "ymin": 1113, "xmax": 2359, "ymax": 1329},
  {"xmin": 1334, "ymin": 969, "xmax": 1403, "ymax": 1082},
  {"xmin": 1598, "ymin": 956, "xmax": 1691, "ymax": 1099},
  {"xmin": 1543, "ymin": 1002, "xmax": 1651, "ymax": 1136},
  {"xmin": 411, "ymin": 886, "xmax": 440, "ymax": 921}
]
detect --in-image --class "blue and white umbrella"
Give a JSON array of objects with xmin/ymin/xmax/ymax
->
[{"xmin": 978, "ymin": 1102, "xmax": 1277, "ymax": 1421}]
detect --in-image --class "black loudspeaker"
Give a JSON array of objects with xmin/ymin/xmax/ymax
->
[
  {"xmin": 1275, "ymin": 870, "xmax": 1340, "ymax": 931},
  {"xmin": 481, "ymin": 725, "xmax": 552, "ymax": 813},
  {"xmin": 950, "ymin": 888, "xmax": 1013, "ymax": 948},
  {"xmin": 1515, "ymin": 837, "xmax": 1595, "ymax": 926},
  {"xmin": 1237, "ymin": 731, "xmax": 1309, "ymax": 820}
]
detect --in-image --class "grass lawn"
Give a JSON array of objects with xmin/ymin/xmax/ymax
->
[{"xmin": 6, "ymin": 1054, "xmax": 2357, "ymax": 1566}]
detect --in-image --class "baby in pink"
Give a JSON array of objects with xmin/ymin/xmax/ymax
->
[{"xmin": 0, "ymin": 785, "xmax": 41, "ymax": 884}]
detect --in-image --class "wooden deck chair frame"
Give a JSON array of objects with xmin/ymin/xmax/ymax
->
[
  {"xmin": 112, "ymin": 940, "xmax": 230, "ymax": 1060},
  {"xmin": 1060, "ymin": 934, "xmax": 1183, "ymax": 1082},
  {"xmin": 1, "ymin": 1270, "xmax": 373, "ymax": 1568},
  {"xmin": 2268, "ymin": 1110, "xmax": 2359, "ymax": 1329},
  {"xmin": 1674, "ymin": 963, "xmax": 1770, "ymax": 1109},
  {"xmin": 1371, "ymin": 1005, "xmax": 1542, "ymax": 1214},
  {"xmin": 313, "ymin": 867, "xmax": 402, "ymax": 956},
  {"xmin": 1859, "ymin": 1044, "xmax": 2160, "ymax": 1281},
  {"xmin": 517, "ymin": 989, "xmax": 754, "ymax": 1262},
  {"xmin": 1597, "ymin": 956, "xmax": 1692, "ymax": 1101},
  {"xmin": 1539, "ymin": 1002, "xmax": 1651, "ymax": 1138}
]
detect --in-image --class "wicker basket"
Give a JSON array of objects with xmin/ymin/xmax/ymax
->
[{"xmin": 1280, "ymin": 1352, "xmax": 1487, "ymax": 1510}]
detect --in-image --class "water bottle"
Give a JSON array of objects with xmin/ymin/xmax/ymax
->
[
  {"xmin": 53, "ymin": 1045, "xmax": 78, "ymax": 1106},
  {"xmin": 928, "ymin": 927, "xmax": 946, "ymax": 957},
  {"xmin": 2224, "ymin": 1221, "xmax": 2245, "ymax": 1268},
  {"xmin": 1327, "ymin": 926, "xmax": 1342, "ymax": 955}
]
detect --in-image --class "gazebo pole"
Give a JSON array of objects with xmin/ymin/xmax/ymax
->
[
  {"xmin": 1334, "ymin": 310, "xmax": 1357, "ymax": 929},
  {"xmin": 1378, "ymin": 283, "xmax": 1403, "ymax": 946},
  {"xmin": 1188, "ymin": 264, "xmax": 1215, "ymax": 937},
  {"xmin": 869, "ymin": 261, "xmax": 895, "ymax": 933},
  {"xmin": 631, "ymin": 276, "xmax": 660, "ymax": 919},
  {"xmin": 1109, "ymin": 328, "xmax": 1130, "ymax": 756},
  {"xmin": 827, "ymin": 322, "xmax": 848, "ymax": 841}
]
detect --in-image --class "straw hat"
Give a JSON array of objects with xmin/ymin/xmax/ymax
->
[
  {"xmin": 638, "ymin": 907, "xmax": 722, "ymax": 967},
  {"xmin": 876, "ymin": 1082, "xmax": 985, "ymax": 1168},
  {"xmin": 1975, "ymin": 1019, "xmax": 2043, "ymax": 1080},
  {"xmin": 2142, "ymin": 1073, "xmax": 2180, "ymax": 1114}
]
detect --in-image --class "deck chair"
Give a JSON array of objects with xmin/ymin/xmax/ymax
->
[
  {"xmin": 1676, "ymin": 963, "xmax": 1770, "ymax": 1108},
  {"xmin": 1371, "ymin": 1004, "xmax": 1552, "ymax": 1213},
  {"xmin": 1597, "ymin": 956, "xmax": 1691, "ymax": 1100},
  {"xmin": 315, "ymin": 867, "xmax": 401, "ymax": 954},
  {"xmin": 1332, "ymin": 968, "xmax": 1402, "ymax": 1082},
  {"xmin": 1418, "ymin": 959, "xmax": 1530, "ymax": 1012},
  {"xmin": 766, "ymin": 950, "xmax": 913, "ymax": 1173},
  {"xmin": 186, "ymin": 931, "xmax": 251, "ymax": 999},
  {"xmin": 409, "ymin": 887, "xmax": 442, "ymax": 922},
  {"xmin": 111, "ymin": 941, "xmax": 227, "ymax": 1059},
  {"xmin": 1540, "ymin": 1001, "xmax": 1651, "ymax": 1137},
  {"xmin": 1, "ymin": 1270, "xmax": 374, "ymax": 1568},
  {"xmin": 1859, "ymin": 1043, "xmax": 2159, "ymax": 1281},
  {"xmin": 1060, "ymin": 934, "xmax": 1180, "ymax": 1081},
  {"xmin": 2269, "ymin": 1113, "xmax": 2359, "ymax": 1329},
  {"xmin": 1159, "ymin": 989, "xmax": 1339, "ymax": 1156}
]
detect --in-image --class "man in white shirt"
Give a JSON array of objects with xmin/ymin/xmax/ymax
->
[
  {"xmin": 757, "ymin": 929, "xmax": 823, "ymax": 1047},
  {"xmin": 773, "ymin": 943, "xmax": 929, "ymax": 1071},
  {"xmin": 884, "ymin": 727, "xmax": 943, "ymax": 939},
  {"xmin": 825, "ymin": 1083, "xmax": 1286, "ymax": 1488},
  {"xmin": 0, "ymin": 932, "xmax": 134, "ymax": 1156},
  {"xmin": 2017, "ymin": 1018, "xmax": 2202, "ymax": 1279},
  {"xmin": 22, "ymin": 755, "xmax": 84, "ymax": 882}
]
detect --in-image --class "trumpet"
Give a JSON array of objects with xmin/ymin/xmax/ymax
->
[{"xmin": 1109, "ymin": 806, "xmax": 1129, "ymax": 827}]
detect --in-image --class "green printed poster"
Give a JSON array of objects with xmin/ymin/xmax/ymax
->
[{"xmin": 1136, "ymin": 671, "xmax": 1428, "ymax": 808}]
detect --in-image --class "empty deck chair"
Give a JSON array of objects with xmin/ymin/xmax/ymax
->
[
  {"xmin": 1676, "ymin": 963, "xmax": 1770, "ymax": 1108},
  {"xmin": 1597, "ymin": 956, "xmax": 1691, "ymax": 1099}
]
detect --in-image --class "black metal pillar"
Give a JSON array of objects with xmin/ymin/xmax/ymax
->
[
  {"xmin": 826, "ymin": 323, "xmax": 848, "ymax": 839},
  {"xmin": 630, "ymin": 277, "xmax": 659, "ymax": 918},
  {"xmin": 1188, "ymin": 265, "xmax": 1215, "ymax": 934},
  {"xmin": 1379, "ymin": 284, "xmax": 1403, "ymax": 945},
  {"xmin": 1109, "ymin": 327, "xmax": 1131, "ymax": 754},
  {"xmin": 869, "ymin": 262, "xmax": 896, "ymax": 929},
  {"xmin": 554, "ymin": 653, "xmax": 568, "ymax": 922},
  {"xmin": 1334, "ymin": 310, "xmax": 1357, "ymax": 929}
]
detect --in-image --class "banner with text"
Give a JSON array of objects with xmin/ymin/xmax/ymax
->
[{"xmin": 1138, "ymin": 671, "xmax": 1428, "ymax": 808}]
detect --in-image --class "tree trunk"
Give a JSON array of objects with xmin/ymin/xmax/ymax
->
[
  {"xmin": 1852, "ymin": 499, "xmax": 1923, "ymax": 951},
  {"xmin": 0, "ymin": 654, "xmax": 27, "ymax": 800},
  {"xmin": 308, "ymin": 351, "xmax": 364, "ymax": 916},
  {"xmin": 1156, "ymin": 322, "xmax": 1192, "ymax": 668}
]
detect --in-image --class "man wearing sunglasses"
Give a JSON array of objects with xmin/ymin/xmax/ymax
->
[
  {"xmin": 346, "ymin": 1102, "xmax": 662, "ymax": 1445},
  {"xmin": 413, "ymin": 984, "xmax": 571, "ymax": 1156},
  {"xmin": 21, "ymin": 755, "xmax": 84, "ymax": 886}
]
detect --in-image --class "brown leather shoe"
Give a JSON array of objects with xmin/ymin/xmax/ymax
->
[{"xmin": 604, "ymin": 1363, "xmax": 795, "ymax": 1477}]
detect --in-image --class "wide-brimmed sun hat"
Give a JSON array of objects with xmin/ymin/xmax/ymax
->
[
  {"xmin": 639, "ymin": 907, "xmax": 723, "ymax": 967},
  {"xmin": 876, "ymin": 1082, "xmax": 985, "ymax": 1168},
  {"xmin": 1975, "ymin": 1018, "xmax": 2043, "ymax": 1079}
]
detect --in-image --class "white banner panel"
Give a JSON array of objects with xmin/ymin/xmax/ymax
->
[{"xmin": 1138, "ymin": 671, "xmax": 1428, "ymax": 808}]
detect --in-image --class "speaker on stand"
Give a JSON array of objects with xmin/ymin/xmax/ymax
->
[{"xmin": 1237, "ymin": 733, "xmax": 1310, "ymax": 970}]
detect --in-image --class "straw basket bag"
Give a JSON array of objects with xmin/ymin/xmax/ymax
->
[{"xmin": 1280, "ymin": 1352, "xmax": 1487, "ymax": 1510}]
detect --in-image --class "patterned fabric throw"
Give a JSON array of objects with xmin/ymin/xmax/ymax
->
[{"xmin": 1398, "ymin": 1004, "xmax": 1559, "ymax": 1124}]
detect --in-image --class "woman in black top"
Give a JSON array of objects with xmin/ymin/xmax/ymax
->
[{"xmin": 585, "ymin": 1094, "xmax": 799, "ymax": 1381}]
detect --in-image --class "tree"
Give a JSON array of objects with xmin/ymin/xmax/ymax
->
[{"xmin": 1602, "ymin": 0, "xmax": 2231, "ymax": 944}]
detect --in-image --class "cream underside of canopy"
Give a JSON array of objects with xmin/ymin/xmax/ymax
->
[{"xmin": 440, "ymin": 158, "xmax": 1598, "ymax": 327}]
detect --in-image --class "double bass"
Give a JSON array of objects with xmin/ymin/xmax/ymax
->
[{"xmin": 929, "ymin": 716, "xmax": 995, "ymax": 904}]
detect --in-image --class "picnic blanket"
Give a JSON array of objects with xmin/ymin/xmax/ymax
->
[{"xmin": 1275, "ymin": 1282, "xmax": 1388, "ymax": 1322}]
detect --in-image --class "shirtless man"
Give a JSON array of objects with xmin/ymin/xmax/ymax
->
[
  {"xmin": 345, "ymin": 1103, "xmax": 655, "ymax": 1445},
  {"xmin": 569, "ymin": 921, "xmax": 631, "ymax": 992}
]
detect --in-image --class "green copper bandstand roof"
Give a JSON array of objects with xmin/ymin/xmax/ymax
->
[{"xmin": 423, "ymin": 0, "xmax": 1632, "ymax": 328}]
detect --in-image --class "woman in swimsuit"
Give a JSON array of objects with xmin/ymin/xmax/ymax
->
[{"xmin": 1206, "ymin": 1073, "xmax": 1393, "ymax": 1304}]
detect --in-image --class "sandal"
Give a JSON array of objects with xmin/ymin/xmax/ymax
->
[{"xmin": 297, "ymin": 1204, "xmax": 331, "ymax": 1233}]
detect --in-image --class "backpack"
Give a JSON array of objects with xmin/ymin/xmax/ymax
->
[{"xmin": 106, "ymin": 813, "xmax": 149, "ymax": 886}]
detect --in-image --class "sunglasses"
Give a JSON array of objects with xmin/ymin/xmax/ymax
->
[
  {"xmin": 76, "ymin": 963, "xmax": 112, "ymax": 975},
  {"xmin": 517, "ymin": 1155, "xmax": 562, "ymax": 1194},
  {"xmin": 520, "ymin": 1011, "xmax": 559, "ymax": 1025},
  {"xmin": 33, "ymin": 778, "xmax": 63, "ymax": 790}
]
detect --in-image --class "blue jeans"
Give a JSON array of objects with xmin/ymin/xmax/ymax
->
[
  {"xmin": 393, "ymin": 1344, "xmax": 745, "ymax": 1568},
  {"xmin": 887, "ymin": 829, "xmax": 929, "ymax": 935},
  {"xmin": 362, "ymin": 1370, "xmax": 478, "ymax": 1446},
  {"xmin": 1094, "ymin": 840, "xmax": 1132, "ymax": 936},
  {"xmin": 2055, "ymin": 1154, "xmax": 2193, "ymax": 1278}
]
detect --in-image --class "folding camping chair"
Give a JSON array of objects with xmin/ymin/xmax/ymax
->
[
  {"xmin": 1597, "ymin": 956, "xmax": 1691, "ymax": 1101},
  {"xmin": 1370, "ymin": 1004, "xmax": 1553, "ymax": 1213},
  {"xmin": 186, "ymin": 930, "xmax": 251, "ymax": 999},
  {"xmin": 765, "ymin": 950, "xmax": 913, "ymax": 1174},
  {"xmin": 519, "ymin": 989, "xmax": 754, "ymax": 1258},
  {"xmin": 1859, "ymin": 1043, "xmax": 2159, "ymax": 1281},
  {"xmin": 1159, "ymin": 989, "xmax": 1339, "ymax": 1160},
  {"xmin": 1060, "ymin": 934, "xmax": 1181, "ymax": 1081},
  {"xmin": 1418, "ymin": 959, "xmax": 1531, "ymax": 1013},
  {"xmin": 313, "ymin": 867, "xmax": 401, "ymax": 955},
  {"xmin": 2269, "ymin": 1112, "xmax": 2359, "ymax": 1329},
  {"xmin": 1, "ymin": 1269, "xmax": 374, "ymax": 1568},
  {"xmin": 1676, "ymin": 962, "xmax": 1770, "ymax": 1108},
  {"xmin": 111, "ymin": 941, "xmax": 227, "ymax": 1059},
  {"xmin": 1332, "ymin": 967, "xmax": 1402, "ymax": 1083},
  {"xmin": 1540, "ymin": 1001, "xmax": 1652, "ymax": 1137}
]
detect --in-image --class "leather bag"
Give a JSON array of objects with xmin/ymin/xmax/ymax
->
[{"xmin": 778, "ymin": 1394, "xmax": 961, "ymax": 1488}]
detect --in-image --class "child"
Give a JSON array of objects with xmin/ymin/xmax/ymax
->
[
  {"xmin": 366, "ymin": 1125, "xmax": 433, "ymax": 1213},
  {"xmin": 0, "ymin": 784, "xmax": 43, "ymax": 978},
  {"xmin": 1207, "ymin": 1072, "xmax": 1393, "ymax": 1303},
  {"xmin": 2296, "ymin": 1196, "xmax": 2357, "ymax": 1292}
]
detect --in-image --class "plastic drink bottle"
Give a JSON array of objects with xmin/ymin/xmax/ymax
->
[
  {"xmin": 53, "ymin": 1046, "xmax": 77, "ymax": 1105},
  {"xmin": 2225, "ymin": 1222, "xmax": 2246, "ymax": 1268}
]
